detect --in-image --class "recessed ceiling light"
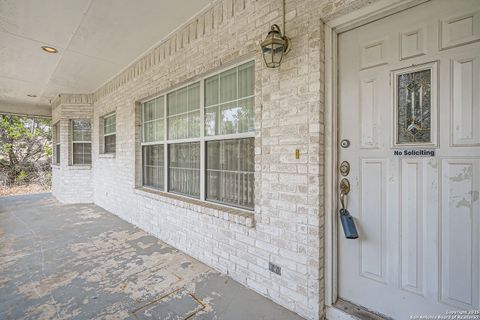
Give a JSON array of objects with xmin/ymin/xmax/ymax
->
[
  {"xmin": 27, "ymin": 94, "xmax": 37, "ymax": 98},
  {"xmin": 41, "ymin": 46, "xmax": 58, "ymax": 53}
]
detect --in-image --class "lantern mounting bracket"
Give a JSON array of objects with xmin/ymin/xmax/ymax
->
[
  {"xmin": 270, "ymin": 24, "xmax": 291, "ymax": 54},
  {"xmin": 259, "ymin": 0, "xmax": 291, "ymax": 68}
]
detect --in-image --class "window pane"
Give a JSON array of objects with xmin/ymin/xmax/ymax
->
[
  {"xmin": 206, "ymin": 138, "xmax": 254, "ymax": 209},
  {"xmin": 188, "ymin": 111, "xmax": 200, "ymax": 138},
  {"xmin": 168, "ymin": 142, "xmax": 200, "ymax": 198},
  {"xmin": 73, "ymin": 154, "xmax": 83, "ymax": 165},
  {"xmin": 238, "ymin": 61, "xmax": 254, "ymax": 98},
  {"xmin": 168, "ymin": 114, "xmax": 188, "ymax": 140},
  {"xmin": 237, "ymin": 97, "xmax": 255, "ymax": 133},
  {"xmin": 220, "ymin": 101, "xmax": 239, "ymax": 135},
  {"xmin": 167, "ymin": 91, "xmax": 176, "ymax": 116},
  {"xmin": 104, "ymin": 134, "xmax": 116, "ymax": 153},
  {"xmin": 239, "ymin": 138, "xmax": 254, "ymax": 172},
  {"xmin": 168, "ymin": 83, "xmax": 200, "ymax": 140},
  {"xmin": 56, "ymin": 144, "xmax": 60, "ymax": 164},
  {"xmin": 154, "ymin": 119, "xmax": 164, "ymax": 141},
  {"xmin": 84, "ymin": 153, "xmax": 92, "ymax": 164},
  {"xmin": 83, "ymin": 143, "xmax": 92, "ymax": 154},
  {"xmin": 168, "ymin": 88, "xmax": 188, "ymax": 116},
  {"xmin": 143, "ymin": 121, "xmax": 155, "ymax": 142},
  {"xmin": 205, "ymin": 106, "xmax": 218, "ymax": 136},
  {"xmin": 204, "ymin": 62, "xmax": 255, "ymax": 137},
  {"xmin": 143, "ymin": 145, "xmax": 164, "ymax": 189},
  {"xmin": 205, "ymin": 76, "xmax": 219, "ymax": 107},
  {"xmin": 155, "ymin": 96, "xmax": 164, "ymax": 119},
  {"xmin": 72, "ymin": 119, "xmax": 91, "ymax": 142},
  {"xmin": 72, "ymin": 144, "xmax": 83, "ymax": 156},
  {"xmin": 55, "ymin": 124, "xmax": 60, "ymax": 141},
  {"xmin": 73, "ymin": 143, "xmax": 91, "ymax": 165},
  {"xmin": 104, "ymin": 114, "xmax": 116, "ymax": 134},
  {"xmin": 144, "ymin": 100, "xmax": 155, "ymax": 122},
  {"xmin": 177, "ymin": 87, "xmax": 188, "ymax": 114},
  {"xmin": 142, "ymin": 97, "xmax": 164, "ymax": 143},
  {"xmin": 188, "ymin": 83, "xmax": 200, "ymax": 111},
  {"xmin": 219, "ymin": 68, "xmax": 237, "ymax": 103}
]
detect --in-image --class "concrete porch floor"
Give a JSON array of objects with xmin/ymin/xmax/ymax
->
[{"xmin": 0, "ymin": 193, "xmax": 304, "ymax": 320}]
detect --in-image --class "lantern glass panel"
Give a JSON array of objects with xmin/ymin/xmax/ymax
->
[
  {"xmin": 262, "ymin": 45, "xmax": 273, "ymax": 66},
  {"xmin": 273, "ymin": 43, "xmax": 284, "ymax": 65}
]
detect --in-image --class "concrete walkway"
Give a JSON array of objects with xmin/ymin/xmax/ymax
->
[{"xmin": 0, "ymin": 193, "xmax": 304, "ymax": 320}]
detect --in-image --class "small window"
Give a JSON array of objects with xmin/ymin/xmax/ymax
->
[
  {"xmin": 54, "ymin": 122, "xmax": 60, "ymax": 164},
  {"xmin": 72, "ymin": 119, "xmax": 91, "ymax": 165},
  {"xmin": 396, "ymin": 69, "xmax": 431, "ymax": 144},
  {"xmin": 103, "ymin": 113, "xmax": 116, "ymax": 153},
  {"xmin": 168, "ymin": 142, "xmax": 200, "ymax": 198}
]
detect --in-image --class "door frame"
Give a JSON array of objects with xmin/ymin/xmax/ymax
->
[{"xmin": 323, "ymin": 0, "xmax": 429, "ymax": 315}]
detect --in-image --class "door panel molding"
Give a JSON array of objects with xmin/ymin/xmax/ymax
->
[
  {"xmin": 359, "ymin": 78, "xmax": 380, "ymax": 149},
  {"xmin": 440, "ymin": 158, "xmax": 480, "ymax": 309},
  {"xmin": 399, "ymin": 158, "xmax": 427, "ymax": 297},
  {"xmin": 450, "ymin": 54, "xmax": 480, "ymax": 146},
  {"xmin": 359, "ymin": 158, "xmax": 388, "ymax": 283}
]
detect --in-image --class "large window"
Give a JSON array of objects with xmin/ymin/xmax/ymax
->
[
  {"xmin": 140, "ymin": 61, "xmax": 255, "ymax": 210},
  {"xmin": 103, "ymin": 113, "xmax": 116, "ymax": 153},
  {"xmin": 54, "ymin": 122, "xmax": 60, "ymax": 164},
  {"xmin": 71, "ymin": 119, "xmax": 91, "ymax": 165}
]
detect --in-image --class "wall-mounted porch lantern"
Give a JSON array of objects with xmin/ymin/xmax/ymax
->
[{"xmin": 260, "ymin": 0, "xmax": 291, "ymax": 68}]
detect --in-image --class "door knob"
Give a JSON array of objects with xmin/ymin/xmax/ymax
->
[
  {"xmin": 338, "ymin": 178, "xmax": 358, "ymax": 239},
  {"xmin": 340, "ymin": 178, "xmax": 350, "ymax": 195}
]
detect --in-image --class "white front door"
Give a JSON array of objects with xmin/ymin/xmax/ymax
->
[{"xmin": 338, "ymin": 0, "xmax": 480, "ymax": 318}]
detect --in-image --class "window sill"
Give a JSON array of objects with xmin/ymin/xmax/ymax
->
[
  {"xmin": 51, "ymin": 164, "xmax": 60, "ymax": 169},
  {"xmin": 67, "ymin": 165, "xmax": 92, "ymax": 170},
  {"xmin": 134, "ymin": 187, "xmax": 255, "ymax": 228},
  {"xmin": 99, "ymin": 153, "xmax": 115, "ymax": 159}
]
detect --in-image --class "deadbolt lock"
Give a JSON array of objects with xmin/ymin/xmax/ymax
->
[{"xmin": 340, "ymin": 161, "xmax": 350, "ymax": 176}]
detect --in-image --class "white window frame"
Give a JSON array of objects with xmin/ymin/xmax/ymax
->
[
  {"xmin": 54, "ymin": 122, "xmax": 60, "ymax": 165},
  {"xmin": 103, "ymin": 112, "xmax": 116, "ymax": 154},
  {"xmin": 71, "ymin": 119, "xmax": 92, "ymax": 165},
  {"xmin": 140, "ymin": 59, "xmax": 256, "ymax": 210}
]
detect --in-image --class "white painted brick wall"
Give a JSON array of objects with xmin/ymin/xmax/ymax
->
[
  {"xmin": 90, "ymin": 1, "xmax": 324, "ymax": 317},
  {"xmin": 51, "ymin": 100, "xmax": 93, "ymax": 204},
  {"xmin": 50, "ymin": 0, "xmax": 377, "ymax": 319}
]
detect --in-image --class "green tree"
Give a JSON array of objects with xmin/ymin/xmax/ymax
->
[{"xmin": 0, "ymin": 115, "xmax": 52, "ymax": 185}]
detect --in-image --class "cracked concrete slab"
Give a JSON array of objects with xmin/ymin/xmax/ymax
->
[{"xmin": 0, "ymin": 193, "xmax": 304, "ymax": 320}]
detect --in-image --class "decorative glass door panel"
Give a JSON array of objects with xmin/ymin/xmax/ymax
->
[{"xmin": 392, "ymin": 62, "xmax": 438, "ymax": 146}]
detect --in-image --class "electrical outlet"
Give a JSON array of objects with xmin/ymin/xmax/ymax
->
[{"xmin": 269, "ymin": 262, "xmax": 281, "ymax": 275}]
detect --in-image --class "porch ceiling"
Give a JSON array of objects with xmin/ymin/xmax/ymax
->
[{"xmin": 0, "ymin": 0, "xmax": 211, "ymax": 114}]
